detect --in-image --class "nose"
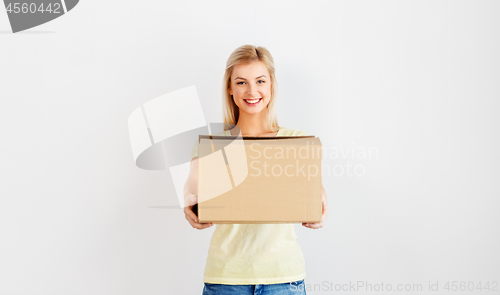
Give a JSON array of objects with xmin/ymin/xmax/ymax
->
[{"xmin": 246, "ymin": 84, "xmax": 260, "ymax": 98}]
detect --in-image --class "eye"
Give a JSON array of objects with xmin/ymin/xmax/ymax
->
[
  {"xmin": 237, "ymin": 81, "xmax": 246, "ymax": 85},
  {"xmin": 257, "ymin": 80, "xmax": 265, "ymax": 84}
]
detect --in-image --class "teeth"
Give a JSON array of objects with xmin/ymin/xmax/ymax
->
[{"xmin": 245, "ymin": 98, "xmax": 260, "ymax": 104}]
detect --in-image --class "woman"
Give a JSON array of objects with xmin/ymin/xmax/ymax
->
[{"xmin": 184, "ymin": 45, "xmax": 328, "ymax": 295}]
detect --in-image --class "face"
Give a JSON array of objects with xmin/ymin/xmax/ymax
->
[{"xmin": 229, "ymin": 60, "xmax": 272, "ymax": 116}]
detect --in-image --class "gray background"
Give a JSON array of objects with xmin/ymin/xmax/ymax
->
[{"xmin": 1, "ymin": 0, "xmax": 499, "ymax": 294}]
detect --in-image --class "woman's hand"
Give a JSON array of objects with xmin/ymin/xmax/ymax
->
[
  {"xmin": 302, "ymin": 184, "xmax": 328, "ymax": 229},
  {"xmin": 184, "ymin": 193, "xmax": 214, "ymax": 229}
]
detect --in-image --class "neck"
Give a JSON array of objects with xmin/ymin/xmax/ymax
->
[{"xmin": 235, "ymin": 110, "xmax": 272, "ymax": 136}]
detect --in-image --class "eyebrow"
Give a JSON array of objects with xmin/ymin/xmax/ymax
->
[{"xmin": 234, "ymin": 75, "xmax": 266, "ymax": 81}]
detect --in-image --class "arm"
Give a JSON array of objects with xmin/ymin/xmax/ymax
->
[
  {"xmin": 302, "ymin": 183, "xmax": 328, "ymax": 229},
  {"xmin": 183, "ymin": 157, "xmax": 214, "ymax": 229}
]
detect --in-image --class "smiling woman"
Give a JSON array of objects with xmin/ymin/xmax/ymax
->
[
  {"xmin": 223, "ymin": 45, "xmax": 280, "ymax": 137},
  {"xmin": 183, "ymin": 44, "xmax": 328, "ymax": 295}
]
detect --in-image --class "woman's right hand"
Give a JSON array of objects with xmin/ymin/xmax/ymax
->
[{"xmin": 184, "ymin": 193, "xmax": 214, "ymax": 230}]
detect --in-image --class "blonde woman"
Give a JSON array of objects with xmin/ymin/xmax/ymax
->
[{"xmin": 184, "ymin": 45, "xmax": 328, "ymax": 295}]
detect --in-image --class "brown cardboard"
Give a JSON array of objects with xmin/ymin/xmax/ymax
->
[{"xmin": 197, "ymin": 135, "xmax": 322, "ymax": 223}]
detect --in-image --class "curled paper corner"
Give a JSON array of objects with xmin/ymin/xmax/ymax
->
[
  {"xmin": 128, "ymin": 85, "xmax": 207, "ymax": 207},
  {"xmin": 4, "ymin": 0, "xmax": 80, "ymax": 33}
]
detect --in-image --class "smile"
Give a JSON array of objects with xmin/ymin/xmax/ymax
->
[{"xmin": 244, "ymin": 98, "xmax": 262, "ymax": 105}]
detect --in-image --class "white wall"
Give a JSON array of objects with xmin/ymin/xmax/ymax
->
[{"xmin": 1, "ymin": 1, "xmax": 499, "ymax": 294}]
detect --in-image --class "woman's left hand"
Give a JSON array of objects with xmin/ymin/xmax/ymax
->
[{"xmin": 302, "ymin": 184, "xmax": 328, "ymax": 229}]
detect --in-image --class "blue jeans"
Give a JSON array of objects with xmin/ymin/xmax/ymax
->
[{"xmin": 202, "ymin": 279, "xmax": 306, "ymax": 295}]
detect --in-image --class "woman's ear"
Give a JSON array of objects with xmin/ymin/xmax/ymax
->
[{"xmin": 229, "ymin": 88, "xmax": 233, "ymax": 96}]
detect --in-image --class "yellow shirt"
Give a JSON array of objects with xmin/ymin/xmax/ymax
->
[{"xmin": 190, "ymin": 127, "xmax": 309, "ymax": 285}]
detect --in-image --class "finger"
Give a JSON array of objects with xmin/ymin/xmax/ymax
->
[
  {"xmin": 184, "ymin": 207, "xmax": 198, "ymax": 222},
  {"xmin": 305, "ymin": 222, "xmax": 323, "ymax": 229},
  {"xmin": 304, "ymin": 220, "xmax": 324, "ymax": 229},
  {"xmin": 194, "ymin": 222, "xmax": 214, "ymax": 230},
  {"xmin": 184, "ymin": 208, "xmax": 213, "ymax": 229},
  {"xmin": 303, "ymin": 222, "xmax": 314, "ymax": 228},
  {"xmin": 302, "ymin": 222, "xmax": 313, "ymax": 228},
  {"xmin": 190, "ymin": 219, "xmax": 213, "ymax": 229}
]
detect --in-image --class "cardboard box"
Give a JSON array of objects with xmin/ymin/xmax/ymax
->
[{"xmin": 197, "ymin": 135, "xmax": 322, "ymax": 223}]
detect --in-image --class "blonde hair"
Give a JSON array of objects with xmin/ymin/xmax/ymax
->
[{"xmin": 222, "ymin": 45, "xmax": 280, "ymax": 132}]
